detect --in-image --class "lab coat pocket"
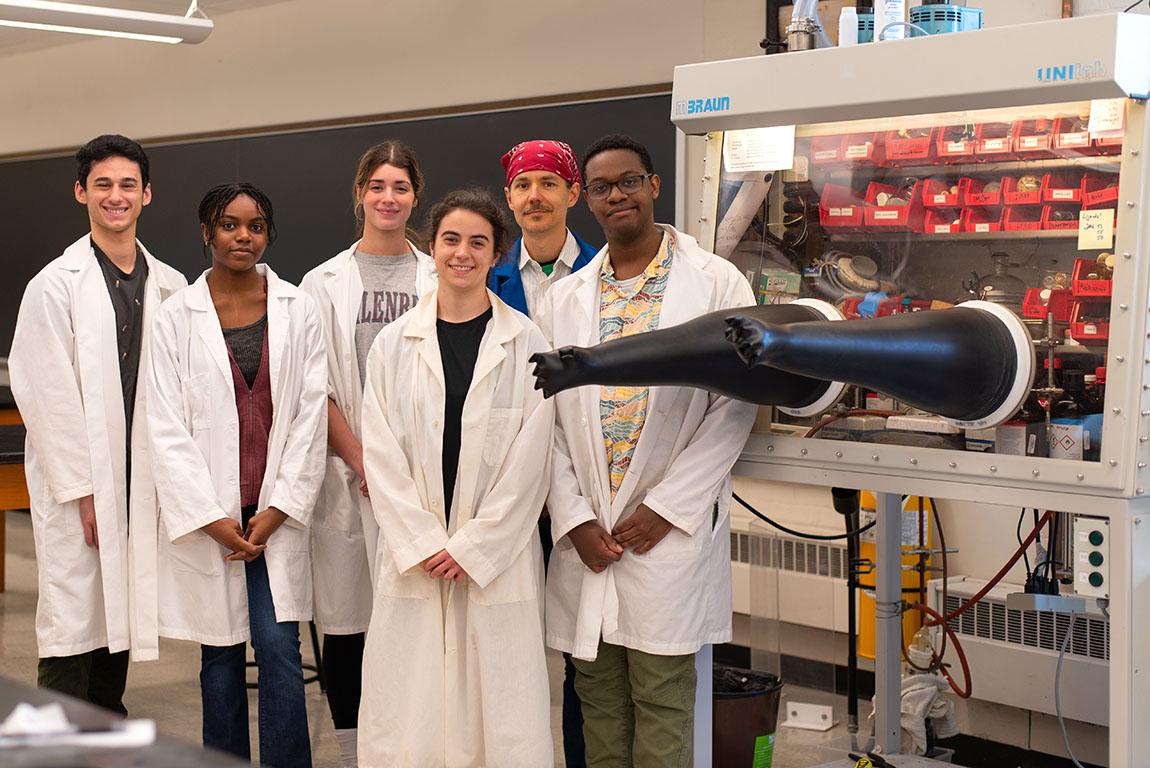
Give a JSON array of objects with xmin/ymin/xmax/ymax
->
[
  {"xmin": 315, "ymin": 456, "xmax": 360, "ymax": 532},
  {"xmin": 468, "ymin": 550, "xmax": 537, "ymax": 606},
  {"xmin": 167, "ymin": 530, "xmax": 223, "ymax": 577},
  {"xmin": 376, "ymin": 557, "xmax": 433, "ymax": 600},
  {"xmin": 180, "ymin": 372, "xmax": 212, "ymax": 429},
  {"xmin": 60, "ymin": 495, "xmax": 84, "ymax": 537},
  {"xmin": 482, "ymin": 407, "xmax": 522, "ymax": 466},
  {"xmin": 639, "ymin": 526, "xmax": 703, "ymax": 562}
]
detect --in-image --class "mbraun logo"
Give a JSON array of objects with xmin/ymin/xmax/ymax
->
[
  {"xmin": 1037, "ymin": 60, "xmax": 1107, "ymax": 83},
  {"xmin": 674, "ymin": 96, "xmax": 731, "ymax": 115}
]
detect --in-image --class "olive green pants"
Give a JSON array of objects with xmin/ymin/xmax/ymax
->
[{"xmin": 572, "ymin": 639, "xmax": 696, "ymax": 768}]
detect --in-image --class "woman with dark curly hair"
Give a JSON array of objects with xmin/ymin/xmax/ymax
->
[{"xmin": 357, "ymin": 187, "xmax": 555, "ymax": 767}]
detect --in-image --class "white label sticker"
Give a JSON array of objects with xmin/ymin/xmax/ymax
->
[
  {"xmin": 1019, "ymin": 136, "xmax": 1040, "ymax": 149},
  {"xmin": 975, "ymin": 223, "xmax": 991, "ymax": 232},
  {"xmin": 830, "ymin": 207, "xmax": 852, "ymax": 217},
  {"xmin": 724, "ymin": 126, "xmax": 796, "ymax": 172},
  {"xmin": 984, "ymin": 138, "xmax": 1005, "ymax": 150},
  {"xmin": 814, "ymin": 149, "xmax": 839, "ymax": 160},
  {"xmin": 933, "ymin": 194, "xmax": 948, "ymax": 204},
  {"xmin": 1051, "ymin": 189, "xmax": 1074, "ymax": 200},
  {"xmin": 1088, "ymin": 98, "xmax": 1125, "ymax": 136},
  {"xmin": 1084, "ymin": 323, "xmax": 1098, "ymax": 335},
  {"xmin": 945, "ymin": 141, "xmax": 966, "ymax": 153},
  {"xmin": 934, "ymin": 224, "xmax": 951, "ymax": 233},
  {"xmin": 1078, "ymin": 208, "xmax": 1115, "ymax": 250},
  {"xmin": 844, "ymin": 142, "xmax": 872, "ymax": 159},
  {"xmin": 873, "ymin": 210, "xmax": 899, "ymax": 220}
]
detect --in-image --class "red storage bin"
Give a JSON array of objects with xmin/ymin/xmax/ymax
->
[
  {"xmin": 1081, "ymin": 173, "xmax": 1120, "ymax": 208},
  {"xmin": 959, "ymin": 176, "xmax": 1003, "ymax": 206},
  {"xmin": 1042, "ymin": 205, "xmax": 1080, "ymax": 230},
  {"xmin": 818, "ymin": 183, "xmax": 866, "ymax": 229},
  {"xmin": 961, "ymin": 207, "xmax": 1003, "ymax": 233},
  {"xmin": 863, "ymin": 181, "xmax": 924, "ymax": 232},
  {"xmin": 842, "ymin": 132, "xmax": 885, "ymax": 167},
  {"xmin": 1093, "ymin": 126, "xmax": 1124, "ymax": 155},
  {"xmin": 936, "ymin": 124, "xmax": 979, "ymax": 163},
  {"xmin": 924, "ymin": 208, "xmax": 962, "ymax": 234},
  {"xmin": 1003, "ymin": 206, "xmax": 1043, "ymax": 231},
  {"xmin": 1052, "ymin": 115, "xmax": 1095, "ymax": 156},
  {"xmin": 975, "ymin": 122, "xmax": 1015, "ymax": 160},
  {"xmin": 1012, "ymin": 118, "xmax": 1058, "ymax": 159},
  {"xmin": 1023, "ymin": 288, "xmax": 1073, "ymax": 322},
  {"xmin": 1001, "ymin": 175, "xmax": 1043, "ymax": 206},
  {"xmin": 1042, "ymin": 172, "xmax": 1083, "ymax": 203},
  {"xmin": 811, "ymin": 134, "xmax": 843, "ymax": 165},
  {"xmin": 1071, "ymin": 258, "xmax": 1113, "ymax": 298},
  {"xmin": 884, "ymin": 127, "xmax": 935, "ymax": 166},
  {"xmin": 921, "ymin": 178, "xmax": 959, "ymax": 207},
  {"xmin": 1070, "ymin": 300, "xmax": 1110, "ymax": 345}
]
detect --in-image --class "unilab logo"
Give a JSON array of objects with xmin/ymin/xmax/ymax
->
[
  {"xmin": 674, "ymin": 96, "xmax": 731, "ymax": 116},
  {"xmin": 1037, "ymin": 60, "xmax": 1107, "ymax": 83}
]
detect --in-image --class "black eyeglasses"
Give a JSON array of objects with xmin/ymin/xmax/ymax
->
[{"xmin": 584, "ymin": 173, "xmax": 653, "ymax": 200}]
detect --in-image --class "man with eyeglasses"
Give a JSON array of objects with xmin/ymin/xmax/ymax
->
[
  {"xmin": 488, "ymin": 139, "xmax": 598, "ymax": 768},
  {"xmin": 536, "ymin": 134, "xmax": 757, "ymax": 766}
]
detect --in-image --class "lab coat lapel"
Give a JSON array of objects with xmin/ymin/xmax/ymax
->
[
  {"xmin": 264, "ymin": 266, "xmax": 290, "ymax": 400},
  {"xmin": 407, "ymin": 291, "xmax": 445, "ymax": 391},
  {"xmin": 189, "ymin": 272, "xmax": 236, "ymax": 388},
  {"xmin": 466, "ymin": 292, "xmax": 512, "ymax": 394},
  {"xmin": 569, "ymin": 256, "xmax": 614, "ymax": 525},
  {"xmin": 324, "ymin": 246, "xmax": 361, "ymax": 391}
]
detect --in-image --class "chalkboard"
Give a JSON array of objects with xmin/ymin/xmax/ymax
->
[{"xmin": 0, "ymin": 93, "xmax": 674, "ymax": 356}]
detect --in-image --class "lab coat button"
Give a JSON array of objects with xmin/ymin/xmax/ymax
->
[
  {"xmin": 432, "ymin": 421, "xmax": 439, "ymax": 429},
  {"xmin": 581, "ymin": 418, "xmax": 587, "ymax": 427}
]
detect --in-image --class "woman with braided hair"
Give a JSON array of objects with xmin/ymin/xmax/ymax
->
[{"xmin": 146, "ymin": 182, "xmax": 328, "ymax": 767}]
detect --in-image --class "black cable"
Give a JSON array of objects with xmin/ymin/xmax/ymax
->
[
  {"xmin": 733, "ymin": 492, "xmax": 876, "ymax": 540},
  {"xmin": 1125, "ymin": 0, "xmax": 1144, "ymax": 13},
  {"xmin": 1047, "ymin": 511, "xmax": 1059, "ymax": 582},
  {"xmin": 1017, "ymin": 508, "xmax": 1031, "ymax": 580}
]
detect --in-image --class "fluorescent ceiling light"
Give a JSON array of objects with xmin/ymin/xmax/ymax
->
[{"xmin": 0, "ymin": 1, "xmax": 213, "ymax": 45}]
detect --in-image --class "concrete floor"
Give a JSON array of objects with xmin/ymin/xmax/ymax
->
[{"xmin": 0, "ymin": 508, "xmax": 859, "ymax": 767}]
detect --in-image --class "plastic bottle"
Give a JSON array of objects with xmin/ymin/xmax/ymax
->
[
  {"xmin": 839, "ymin": 6, "xmax": 859, "ymax": 46},
  {"xmin": 876, "ymin": 0, "xmax": 907, "ymax": 40},
  {"xmin": 1049, "ymin": 370, "xmax": 1096, "ymax": 461}
]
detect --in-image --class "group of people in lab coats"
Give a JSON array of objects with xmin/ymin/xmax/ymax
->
[{"xmin": 11, "ymin": 132, "xmax": 757, "ymax": 768}]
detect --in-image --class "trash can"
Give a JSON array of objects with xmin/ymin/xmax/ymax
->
[{"xmin": 713, "ymin": 665, "xmax": 783, "ymax": 768}]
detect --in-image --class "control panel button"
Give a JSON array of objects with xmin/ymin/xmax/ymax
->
[
  {"xmin": 1089, "ymin": 572, "xmax": 1105, "ymax": 588},
  {"xmin": 1089, "ymin": 530, "xmax": 1104, "ymax": 546},
  {"xmin": 1089, "ymin": 551, "xmax": 1104, "ymax": 567}
]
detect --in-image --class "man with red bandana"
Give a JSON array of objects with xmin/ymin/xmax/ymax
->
[
  {"xmin": 489, "ymin": 139, "xmax": 596, "ymax": 767},
  {"xmin": 489, "ymin": 139, "xmax": 598, "ymax": 318}
]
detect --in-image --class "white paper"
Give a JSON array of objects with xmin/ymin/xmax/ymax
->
[
  {"xmin": 714, "ymin": 179, "xmax": 772, "ymax": 260},
  {"xmin": 723, "ymin": 126, "xmax": 795, "ymax": 172},
  {"xmin": 1088, "ymin": 98, "xmax": 1125, "ymax": 136},
  {"xmin": 1078, "ymin": 208, "xmax": 1115, "ymax": 250}
]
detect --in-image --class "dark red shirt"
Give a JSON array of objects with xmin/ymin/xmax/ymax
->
[{"xmin": 224, "ymin": 322, "xmax": 273, "ymax": 508}]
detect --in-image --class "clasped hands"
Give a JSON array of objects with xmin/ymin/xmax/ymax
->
[
  {"xmin": 202, "ymin": 507, "xmax": 288, "ymax": 562},
  {"xmin": 569, "ymin": 503, "xmax": 673, "ymax": 573}
]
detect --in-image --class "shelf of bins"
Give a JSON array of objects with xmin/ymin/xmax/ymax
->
[
  {"xmin": 826, "ymin": 229, "xmax": 1084, "ymax": 242},
  {"xmin": 820, "ymin": 155, "xmax": 1121, "ymax": 179}
]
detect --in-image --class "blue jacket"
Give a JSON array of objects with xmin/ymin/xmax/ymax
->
[{"xmin": 488, "ymin": 230, "xmax": 599, "ymax": 317}]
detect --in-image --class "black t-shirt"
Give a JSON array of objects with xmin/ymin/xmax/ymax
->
[
  {"xmin": 437, "ymin": 307, "xmax": 493, "ymax": 524},
  {"xmin": 92, "ymin": 238, "xmax": 148, "ymax": 455}
]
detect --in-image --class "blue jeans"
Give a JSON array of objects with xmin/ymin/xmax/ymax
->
[{"xmin": 201, "ymin": 507, "xmax": 311, "ymax": 768}]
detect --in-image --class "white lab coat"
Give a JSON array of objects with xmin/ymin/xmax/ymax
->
[
  {"xmin": 146, "ymin": 265, "xmax": 327, "ymax": 646},
  {"xmin": 299, "ymin": 240, "xmax": 436, "ymax": 634},
  {"xmin": 358, "ymin": 290, "xmax": 554, "ymax": 768},
  {"xmin": 9, "ymin": 234, "xmax": 187, "ymax": 662},
  {"xmin": 537, "ymin": 224, "xmax": 758, "ymax": 662}
]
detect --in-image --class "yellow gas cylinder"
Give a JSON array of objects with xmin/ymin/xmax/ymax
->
[{"xmin": 856, "ymin": 492, "xmax": 933, "ymax": 660}]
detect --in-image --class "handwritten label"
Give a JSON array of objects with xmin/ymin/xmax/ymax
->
[
  {"xmin": 945, "ymin": 141, "xmax": 967, "ymax": 153},
  {"xmin": 983, "ymin": 138, "xmax": 1006, "ymax": 150},
  {"xmin": 1088, "ymin": 98, "xmax": 1125, "ymax": 136},
  {"xmin": 1019, "ymin": 136, "xmax": 1040, "ymax": 149},
  {"xmin": 1077, "ymin": 208, "xmax": 1115, "ymax": 250}
]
